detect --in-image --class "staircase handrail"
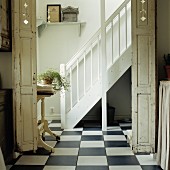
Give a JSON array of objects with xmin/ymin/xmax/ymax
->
[{"xmin": 66, "ymin": 0, "xmax": 131, "ymax": 70}]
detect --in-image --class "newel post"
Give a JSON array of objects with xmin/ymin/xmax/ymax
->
[{"xmin": 60, "ymin": 64, "xmax": 66, "ymax": 129}]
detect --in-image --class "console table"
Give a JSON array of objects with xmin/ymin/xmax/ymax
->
[
  {"xmin": 37, "ymin": 91, "xmax": 60, "ymax": 152},
  {"xmin": 157, "ymin": 81, "xmax": 170, "ymax": 170}
]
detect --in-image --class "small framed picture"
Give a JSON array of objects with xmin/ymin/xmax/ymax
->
[{"xmin": 47, "ymin": 5, "xmax": 61, "ymax": 23}]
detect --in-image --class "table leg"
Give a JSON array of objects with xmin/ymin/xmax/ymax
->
[
  {"xmin": 43, "ymin": 120, "xmax": 60, "ymax": 141},
  {"xmin": 37, "ymin": 128, "xmax": 55, "ymax": 153}
]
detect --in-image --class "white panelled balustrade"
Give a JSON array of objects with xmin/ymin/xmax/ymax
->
[{"xmin": 60, "ymin": 0, "xmax": 132, "ymax": 129}]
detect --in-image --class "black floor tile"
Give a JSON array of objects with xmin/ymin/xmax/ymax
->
[
  {"xmin": 79, "ymin": 148, "xmax": 106, "ymax": 156},
  {"xmin": 81, "ymin": 135, "xmax": 103, "ymax": 141},
  {"xmin": 10, "ymin": 165, "xmax": 44, "ymax": 170},
  {"xmin": 105, "ymin": 141, "xmax": 130, "ymax": 147},
  {"xmin": 51, "ymin": 120, "xmax": 61, "ymax": 123},
  {"xmin": 102, "ymin": 131, "xmax": 124, "ymax": 135},
  {"xmin": 107, "ymin": 156, "xmax": 140, "ymax": 165},
  {"xmin": 46, "ymin": 156, "xmax": 77, "ymax": 166},
  {"xmin": 49, "ymin": 127, "xmax": 62, "ymax": 131},
  {"xmin": 83, "ymin": 127, "xmax": 102, "ymax": 131},
  {"xmin": 83, "ymin": 121, "xmax": 101, "ymax": 128},
  {"xmin": 120, "ymin": 126, "xmax": 132, "ymax": 130},
  {"xmin": 76, "ymin": 166, "xmax": 109, "ymax": 170},
  {"xmin": 44, "ymin": 136, "xmax": 58, "ymax": 141},
  {"xmin": 135, "ymin": 152, "xmax": 151, "ymax": 155},
  {"xmin": 141, "ymin": 165, "xmax": 163, "ymax": 170},
  {"xmin": 23, "ymin": 148, "xmax": 51, "ymax": 155},
  {"xmin": 54, "ymin": 141, "xmax": 80, "ymax": 148},
  {"xmin": 62, "ymin": 131, "xmax": 82, "ymax": 135}
]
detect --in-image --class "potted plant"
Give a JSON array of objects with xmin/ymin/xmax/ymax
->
[
  {"xmin": 164, "ymin": 54, "xmax": 170, "ymax": 79},
  {"xmin": 37, "ymin": 68, "xmax": 69, "ymax": 90}
]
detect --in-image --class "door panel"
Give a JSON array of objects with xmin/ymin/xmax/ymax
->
[
  {"xmin": 12, "ymin": 0, "xmax": 37, "ymax": 152},
  {"xmin": 132, "ymin": 0, "xmax": 156, "ymax": 153}
]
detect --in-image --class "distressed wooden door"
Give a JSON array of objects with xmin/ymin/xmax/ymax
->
[
  {"xmin": 12, "ymin": 0, "xmax": 37, "ymax": 152},
  {"xmin": 132, "ymin": 0, "xmax": 156, "ymax": 153}
]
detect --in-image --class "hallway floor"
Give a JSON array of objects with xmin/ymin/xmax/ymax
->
[{"xmin": 8, "ymin": 120, "xmax": 162, "ymax": 170}]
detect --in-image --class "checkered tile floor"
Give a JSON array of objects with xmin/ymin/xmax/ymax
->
[{"xmin": 8, "ymin": 120, "xmax": 162, "ymax": 170}]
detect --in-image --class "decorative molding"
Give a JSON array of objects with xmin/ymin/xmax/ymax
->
[
  {"xmin": 23, "ymin": 1, "xmax": 29, "ymax": 24},
  {"xmin": 140, "ymin": 0, "xmax": 147, "ymax": 22}
]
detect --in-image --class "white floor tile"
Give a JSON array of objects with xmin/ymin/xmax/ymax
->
[
  {"xmin": 63, "ymin": 128, "xmax": 83, "ymax": 131},
  {"xmin": 123, "ymin": 130, "xmax": 128, "ymax": 135},
  {"xmin": 44, "ymin": 166, "xmax": 76, "ymax": 170},
  {"xmin": 49, "ymin": 123, "xmax": 61, "ymax": 127},
  {"xmin": 104, "ymin": 135, "xmax": 126, "ymax": 141},
  {"xmin": 109, "ymin": 165, "xmax": 142, "ymax": 170},
  {"xmin": 106, "ymin": 147, "xmax": 134, "ymax": 156},
  {"xmin": 136, "ymin": 155, "xmax": 158, "ymax": 165},
  {"xmin": 45, "ymin": 141, "xmax": 57, "ymax": 147},
  {"xmin": 15, "ymin": 155, "xmax": 48, "ymax": 165},
  {"xmin": 77, "ymin": 156, "xmax": 107, "ymax": 165},
  {"xmin": 60, "ymin": 135, "xmax": 81, "ymax": 141},
  {"xmin": 107, "ymin": 126, "xmax": 122, "ymax": 131},
  {"xmin": 45, "ymin": 131, "xmax": 62, "ymax": 136},
  {"xmin": 51, "ymin": 148, "xmax": 79, "ymax": 155},
  {"xmin": 80, "ymin": 141, "xmax": 104, "ymax": 148},
  {"xmin": 82, "ymin": 131, "xmax": 103, "ymax": 135}
]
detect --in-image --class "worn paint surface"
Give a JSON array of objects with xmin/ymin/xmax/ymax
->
[
  {"xmin": 132, "ymin": 0, "xmax": 156, "ymax": 153},
  {"xmin": 12, "ymin": 0, "xmax": 37, "ymax": 152}
]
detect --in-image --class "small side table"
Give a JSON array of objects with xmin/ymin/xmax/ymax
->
[{"xmin": 37, "ymin": 91, "xmax": 60, "ymax": 153}]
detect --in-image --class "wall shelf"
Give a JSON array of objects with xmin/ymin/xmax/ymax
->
[{"xmin": 36, "ymin": 19, "xmax": 86, "ymax": 37}]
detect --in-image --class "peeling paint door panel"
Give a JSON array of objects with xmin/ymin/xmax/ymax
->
[
  {"xmin": 132, "ymin": 0, "xmax": 156, "ymax": 153},
  {"xmin": 12, "ymin": 0, "xmax": 37, "ymax": 152}
]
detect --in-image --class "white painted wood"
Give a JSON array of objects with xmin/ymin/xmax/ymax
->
[
  {"xmin": 64, "ymin": 46, "xmax": 132, "ymax": 129},
  {"xmin": 65, "ymin": 81, "xmax": 102, "ymax": 128},
  {"xmin": 107, "ymin": 46, "xmax": 132, "ymax": 90},
  {"xmin": 69, "ymin": 68, "xmax": 73, "ymax": 109},
  {"xmin": 132, "ymin": 0, "xmax": 156, "ymax": 153},
  {"xmin": 12, "ymin": 0, "xmax": 37, "ymax": 152},
  {"xmin": 76, "ymin": 60, "xmax": 79, "ymax": 102},
  {"xmin": 61, "ymin": 0, "xmax": 132, "ymax": 129},
  {"xmin": 101, "ymin": 0, "xmax": 107, "ymax": 131}
]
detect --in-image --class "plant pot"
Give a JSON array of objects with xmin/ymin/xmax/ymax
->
[
  {"xmin": 164, "ymin": 65, "xmax": 170, "ymax": 80},
  {"xmin": 41, "ymin": 79, "xmax": 53, "ymax": 85}
]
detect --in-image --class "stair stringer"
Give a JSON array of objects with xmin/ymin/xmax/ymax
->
[
  {"xmin": 65, "ymin": 80, "xmax": 101, "ymax": 129},
  {"xmin": 107, "ymin": 46, "xmax": 132, "ymax": 90},
  {"xmin": 65, "ymin": 46, "xmax": 132, "ymax": 129}
]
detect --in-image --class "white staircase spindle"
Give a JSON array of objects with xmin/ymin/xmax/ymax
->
[
  {"xmin": 90, "ymin": 46, "xmax": 93, "ymax": 87},
  {"xmin": 76, "ymin": 59, "xmax": 79, "ymax": 102},
  {"xmin": 111, "ymin": 21, "xmax": 114, "ymax": 65},
  {"xmin": 125, "ymin": 5, "xmax": 128, "ymax": 49},
  {"xmin": 118, "ymin": 14, "xmax": 121, "ymax": 57},
  {"xmin": 70, "ymin": 67, "xmax": 73, "ymax": 109},
  {"xmin": 83, "ymin": 53, "xmax": 86, "ymax": 95},
  {"xmin": 97, "ymin": 36, "xmax": 100, "ymax": 80}
]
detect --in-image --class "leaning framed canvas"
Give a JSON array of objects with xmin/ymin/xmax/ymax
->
[{"xmin": 47, "ymin": 4, "xmax": 61, "ymax": 23}]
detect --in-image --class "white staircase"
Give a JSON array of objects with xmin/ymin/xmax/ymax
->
[{"xmin": 60, "ymin": 0, "xmax": 132, "ymax": 129}]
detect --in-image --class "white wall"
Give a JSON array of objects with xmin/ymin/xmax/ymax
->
[
  {"xmin": 157, "ymin": 0, "xmax": 170, "ymax": 80},
  {"xmin": 36, "ymin": 0, "xmax": 125, "ymax": 118},
  {"xmin": 0, "ymin": 52, "xmax": 12, "ymax": 89}
]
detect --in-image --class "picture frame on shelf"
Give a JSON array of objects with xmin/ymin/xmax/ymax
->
[{"xmin": 47, "ymin": 4, "xmax": 61, "ymax": 23}]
